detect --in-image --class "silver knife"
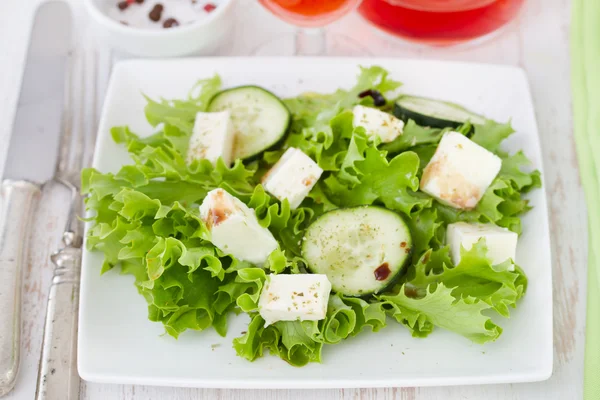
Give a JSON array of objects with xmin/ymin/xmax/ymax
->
[{"xmin": 0, "ymin": 2, "xmax": 72, "ymax": 396}]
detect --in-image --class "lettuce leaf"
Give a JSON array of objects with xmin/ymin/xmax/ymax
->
[
  {"xmin": 407, "ymin": 208, "xmax": 444, "ymax": 263},
  {"xmin": 381, "ymin": 120, "xmax": 444, "ymax": 155},
  {"xmin": 282, "ymin": 66, "xmax": 402, "ymax": 170},
  {"xmin": 408, "ymin": 241, "xmax": 527, "ymax": 318},
  {"xmin": 380, "ymin": 283, "xmax": 502, "ymax": 343},
  {"xmin": 83, "ymin": 172, "xmax": 268, "ymax": 337},
  {"xmin": 284, "ymin": 110, "xmax": 356, "ymax": 172},
  {"xmin": 325, "ymin": 148, "xmax": 431, "ymax": 215},
  {"xmin": 144, "ymin": 75, "xmax": 221, "ymax": 133},
  {"xmin": 284, "ymin": 65, "xmax": 402, "ymax": 133},
  {"xmin": 499, "ymin": 151, "xmax": 542, "ymax": 192},
  {"xmin": 470, "ymin": 120, "xmax": 515, "ymax": 153},
  {"xmin": 233, "ymin": 293, "xmax": 388, "ymax": 366}
]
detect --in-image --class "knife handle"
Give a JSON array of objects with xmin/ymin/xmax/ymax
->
[
  {"xmin": 0, "ymin": 180, "xmax": 40, "ymax": 396},
  {"xmin": 35, "ymin": 246, "xmax": 81, "ymax": 400}
]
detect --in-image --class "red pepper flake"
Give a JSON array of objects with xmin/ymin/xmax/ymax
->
[
  {"xmin": 374, "ymin": 263, "xmax": 391, "ymax": 281},
  {"xmin": 204, "ymin": 3, "xmax": 217, "ymax": 12}
]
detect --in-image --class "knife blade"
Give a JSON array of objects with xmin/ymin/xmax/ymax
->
[{"xmin": 0, "ymin": 2, "xmax": 72, "ymax": 396}]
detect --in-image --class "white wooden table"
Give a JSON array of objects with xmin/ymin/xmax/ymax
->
[{"xmin": 0, "ymin": 0, "xmax": 585, "ymax": 399}]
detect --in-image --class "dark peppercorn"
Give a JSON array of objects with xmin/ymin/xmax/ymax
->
[
  {"xmin": 163, "ymin": 18, "xmax": 179, "ymax": 28},
  {"xmin": 135, "ymin": 0, "xmax": 145, "ymax": 3},
  {"xmin": 149, "ymin": 3, "xmax": 164, "ymax": 21},
  {"xmin": 117, "ymin": 1, "xmax": 129, "ymax": 10},
  {"xmin": 358, "ymin": 89, "xmax": 386, "ymax": 107},
  {"xmin": 372, "ymin": 94, "xmax": 386, "ymax": 107},
  {"xmin": 358, "ymin": 89, "xmax": 373, "ymax": 98}
]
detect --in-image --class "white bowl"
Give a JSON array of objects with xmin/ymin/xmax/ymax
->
[{"xmin": 84, "ymin": 0, "xmax": 234, "ymax": 57}]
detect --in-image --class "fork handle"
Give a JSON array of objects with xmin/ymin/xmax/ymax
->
[
  {"xmin": 35, "ymin": 247, "xmax": 81, "ymax": 400},
  {"xmin": 0, "ymin": 180, "xmax": 40, "ymax": 396}
]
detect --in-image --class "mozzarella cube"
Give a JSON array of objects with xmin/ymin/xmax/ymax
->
[
  {"xmin": 258, "ymin": 274, "xmax": 332, "ymax": 326},
  {"xmin": 199, "ymin": 189, "xmax": 278, "ymax": 265},
  {"xmin": 447, "ymin": 222, "xmax": 518, "ymax": 270},
  {"xmin": 262, "ymin": 148, "xmax": 323, "ymax": 209},
  {"xmin": 352, "ymin": 105, "xmax": 405, "ymax": 143},
  {"xmin": 421, "ymin": 132, "xmax": 502, "ymax": 209},
  {"xmin": 187, "ymin": 111, "xmax": 234, "ymax": 166}
]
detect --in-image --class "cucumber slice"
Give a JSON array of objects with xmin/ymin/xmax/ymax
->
[
  {"xmin": 207, "ymin": 86, "xmax": 291, "ymax": 161},
  {"xmin": 302, "ymin": 206, "xmax": 412, "ymax": 296},
  {"xmin": 394, "ymin": 95, "xmax": 486, "ymax": 129}
]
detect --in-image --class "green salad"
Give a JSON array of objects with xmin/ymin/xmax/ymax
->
[{"xmin": 82, "ymin": 66, "xmax": 541, "ymax": 366}]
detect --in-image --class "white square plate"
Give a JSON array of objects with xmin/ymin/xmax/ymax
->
[{"xmin": 78, "ymin": 58, "xmax": 553, "ymax": 388}]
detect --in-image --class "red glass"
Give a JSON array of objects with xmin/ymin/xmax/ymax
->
[
  {"xmin": 259, "ymin": 0, "xmax": 360, "ymax": 27},
  {"xmin": 358, "ymin": 0, "xmax": 526, "ymax": 46}
]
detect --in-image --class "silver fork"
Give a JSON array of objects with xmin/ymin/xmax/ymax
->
[{"xmin": 34, "ymin": 46, "xmax": 94, "ymax": 400}]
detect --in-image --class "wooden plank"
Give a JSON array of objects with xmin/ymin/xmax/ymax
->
[{"xmin": 0, "ymin": 0, "xmax": 583, "ymax": 399}]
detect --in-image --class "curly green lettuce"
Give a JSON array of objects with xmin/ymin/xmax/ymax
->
[
  {"xmin": 83, "ymin": 66, "xmax": 540, "ymax": 367},
  {"xmin": 233, "ymin": 293, "xmax": 387, "ymax": 366}
]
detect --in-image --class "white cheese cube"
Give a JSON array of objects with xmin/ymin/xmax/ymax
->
[
  {"xmin": 258, "ymin": 274, "xmax": 332, "ymax": 327},
  {"xmin": 352, "ymin": 105, "xmax": 405, "ymax": 143},
  {"xmin": 421, "ymin": 131, "xmax": 502, "ymax": 209},
  {"xmin": 447, "ymin": 222, "xmax": 518, "ymax": 270},
  {"xmin": 187, "ymin": 111, "xmax": 234, "ymax": 166},
  {"xmin": 262, "ymin": 147, "xmax": 323, "ymax": 210},
  {"xmin": 199, "ymin": 189, "xmax": 278, "ymax": 265}
]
